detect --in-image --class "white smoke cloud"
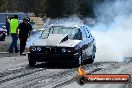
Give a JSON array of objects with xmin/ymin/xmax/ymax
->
[
  {"xmin": 92, "ymin": 0, "xmax": 132, "ymax": 62},
  {"xmin": 50, "ymin": 16, "xmax": 83, "ymax": 27}
]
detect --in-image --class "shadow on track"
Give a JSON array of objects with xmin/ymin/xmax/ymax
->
[{"xmin": 28, "ymin": 62, "xmax": 77, "ymax": 69}]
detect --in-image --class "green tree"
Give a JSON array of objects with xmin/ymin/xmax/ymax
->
[
  {"xmin": 0, "ymin": 0, "xmax": 104, "ymax": 18},
  {"xmin": 0, "ymin": 0, "xmax": 8, "ymax": 12}
]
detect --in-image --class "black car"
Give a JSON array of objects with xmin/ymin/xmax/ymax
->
[{"xmin": 28, "ymin": 25, "xmax": 96, "ymax": 67}]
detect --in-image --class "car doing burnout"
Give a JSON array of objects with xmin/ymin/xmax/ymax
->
[{"xmin": 28, "ymin": 25, "xmax": 96, "ymax": 67}]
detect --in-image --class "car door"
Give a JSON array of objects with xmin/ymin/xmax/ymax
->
[
  {"xmin": 80, "ymin": 26, "xmax": 90, "ymax": 60},
  {"xmin": 83, "ymin": 26, "xmax": 94, "ymax": 57}
]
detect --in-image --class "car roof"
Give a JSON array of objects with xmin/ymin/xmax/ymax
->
[{"xmin": 49, "ymin": 24, "xmax": 82, "ymax": 28}]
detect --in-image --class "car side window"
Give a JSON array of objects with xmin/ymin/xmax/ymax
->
[
  {"xmin": 87, "ymin": 32, "xmax": 90, "ymax": 38},
  {"xmin": 82, "ymin": 26, "xmax": 91, "ymax": 39},
  {"xmin": 84, "ymin": 26, "xmax": 88, "ymax": 38},
  {"xmin": 89, "ymin": 32, "xmax": 92, "ymax": 38},
  {"xmin": 85, "ymin": 29, "xmax": 91, "ymax": 38},
  {"xmin": 73, "ymin": 29, "xmax": 82, "ymax": 40}
]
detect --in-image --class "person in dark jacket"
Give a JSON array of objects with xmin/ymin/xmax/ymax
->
[
  {"xmin": 6, "ymin": 16, "xmax": 10, "ymax": 36},
  {"xmin": 17, "ymin": 17, "xmax": 33, "ymax": 55}
]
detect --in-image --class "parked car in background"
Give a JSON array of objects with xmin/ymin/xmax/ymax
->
[
  {"xmin": 28, "ymin": 25, "xmax": 96, "ymax": 67},
  {"xmin": 0, "ymin": 24, "xmax": 7, "ymax": 41}
]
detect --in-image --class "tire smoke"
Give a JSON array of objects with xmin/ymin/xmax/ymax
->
[{"xmin": 92, "ymin": 0, "xmax": 132, "ymax": 62}]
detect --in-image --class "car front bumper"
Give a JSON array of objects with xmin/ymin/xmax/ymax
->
[{"xmin": 28, "ymin": 52, "xmax": 79, "ymax": 63}]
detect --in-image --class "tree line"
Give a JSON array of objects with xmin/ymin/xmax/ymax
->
[{"xmin": 0, "ymin": 0, "xmax": 104, "ymax": 18}]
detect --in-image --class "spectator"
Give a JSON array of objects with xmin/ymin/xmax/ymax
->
[
  {"xmin": 17, "ymin": 17, "xmax": 33, "ymax": 55},
  {"xmin": 8, "ymin": 15, "xmax": 19, "ymax": 53}
]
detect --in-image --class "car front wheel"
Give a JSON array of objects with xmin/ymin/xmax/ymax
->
[
  {"xmin": 28, "ymin": 55, "xmax": 36, "ymax": 66},
  {"xmin": 29, "ymin": 61, "xmax": 36, "ymax": 66},
  {"xmin": 73, "ymin": 51, "xmax": 83, "ymax": 67}
]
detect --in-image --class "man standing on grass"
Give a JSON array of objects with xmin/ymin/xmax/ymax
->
[{"xmin": 17, "ymin": 17, "xmax": 33, "ymax": 55}]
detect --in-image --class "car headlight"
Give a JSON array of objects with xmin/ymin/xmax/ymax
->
[
  {"xmin": 32, "ymin": 47, "xmax": 36, "ymax": 51},
  {"xmin": 37, "ymin": 47, "xmax": 41, "ymax": 51},
  {"xmin": 62, "ymin": 48, "xmax": 66, "ymax": 53}
]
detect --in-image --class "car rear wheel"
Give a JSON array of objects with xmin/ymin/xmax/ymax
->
[
  {"xmin": 88, "ymin": 55, "xmax": 94, "ymax": 64},
  {"xmin": 88, "ymin": 50, "xmax": 95, "ymax": 64},
  {"xmin": 84, "ymin": 53, "xmax": 95, "ymax": 64},
  {"xmin": 87, "ymin": 45, "xmax": 96, "ymax": 64}
]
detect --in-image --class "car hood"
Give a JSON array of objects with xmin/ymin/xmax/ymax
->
[{"xmin": 31, "ymin": 34, "xmax": 81, "ymax": 47}]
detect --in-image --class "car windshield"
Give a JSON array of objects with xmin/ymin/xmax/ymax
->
[{"xmin": 40, "ymin": 26, "xmax": 82, "ymax": 40}]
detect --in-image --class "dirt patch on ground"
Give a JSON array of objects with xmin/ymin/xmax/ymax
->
[{"xmin": 0, "ymin": 43, "xmax": 10, "ymax": 52}]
